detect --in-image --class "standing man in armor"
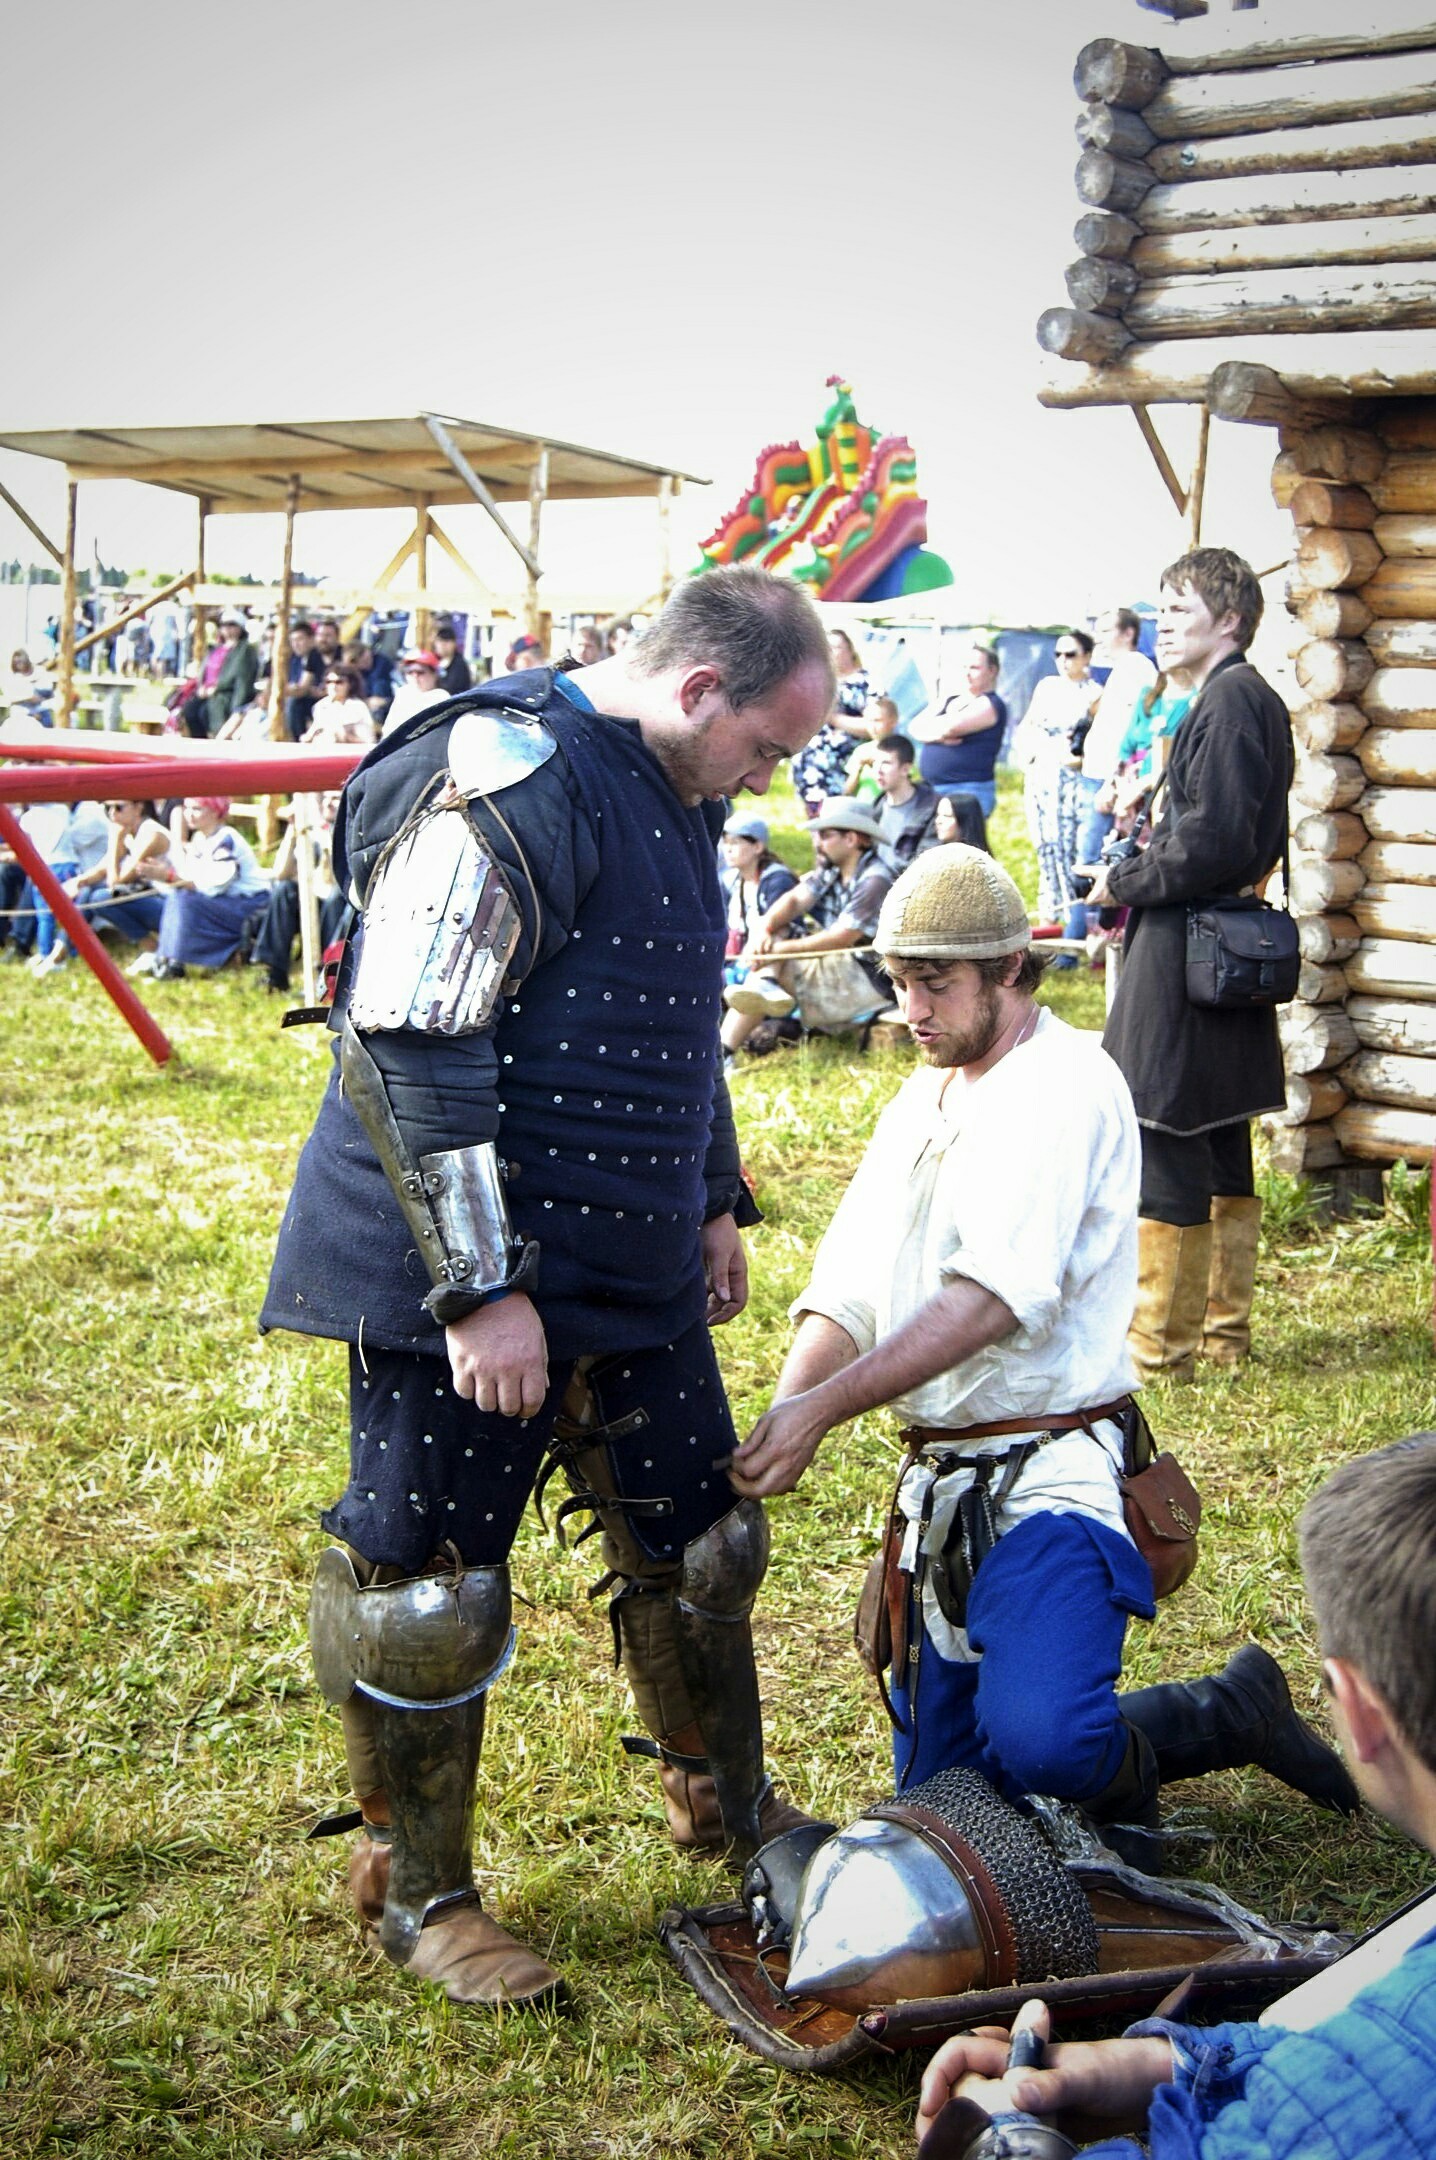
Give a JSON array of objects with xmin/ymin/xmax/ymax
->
[{"xmin": 263, "ymin": 568, "xmax": 834, "ymax": 2007}]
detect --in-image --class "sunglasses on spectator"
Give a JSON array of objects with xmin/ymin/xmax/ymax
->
[{"xmin": 1055, "ymin": 646, "xmax": 1083, "ymax": 658}]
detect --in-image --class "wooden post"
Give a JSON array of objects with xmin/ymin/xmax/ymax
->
[
  {"xmin": 0, "ymin": 480, "xmax": 63, "ymax": 566},
  {"xmin": 526, "ymin": 450, "xmax": 548, "ymax": 640},
  {"xmin": 657, "ymin": 474, "xmax": 675, "ymax": 603},
  {"xmin": 1186, "ymin": 407, "xmax": 1211, "ymax": 545},
  {"xmin": 190, "ymin": 497, "xmax": 209, "ymax": 669},
  {"xmin": 1132, "ymin": 406, "xmax": 1188, "ymax": 516},
  {"xmin": 414, "ymin": 500, "xmax": 431, "ymax": 650},
  {"xmin": 259, "ymin": 474, "xmax": 301, "ymax": 853},
  {"xmin": 293, "ymin": 791, "xmax": 320, "ymax": 1007},
  {"xmin": 57, "ymin": 479, "xmax": 78, "ymax": 728}
]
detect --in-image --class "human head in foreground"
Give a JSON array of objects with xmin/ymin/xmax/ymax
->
[
  {"xmin": 1157, "ymin": 544, "xmax": 1263, "ymax": 685},
  {"xmin": 574, "ymin": 564, "xmax": 835, "ymax": 806},
  {"xmin": 913, "ymin": 1432, "xmax": 1436, "ymax": 2159},
  {"xmin": 876, "ymin": 843, "xmax": 1045, "ymax": 1069}
]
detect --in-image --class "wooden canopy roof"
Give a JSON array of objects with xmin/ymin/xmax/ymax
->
[{"xmin": 0, "ymin": 412, "xmax": 706, "ymax": 516}]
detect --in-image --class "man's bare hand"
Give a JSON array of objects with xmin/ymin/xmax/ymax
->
[
  {"xmin": 917, "ymin": 2001, "xmax": 1175, "ymax": 2143},
  {"xmin": 446, "ymin": 1292, "xmax": 549, "ymax": 1419},
  {"xmin": 700, "ymin": 1212, "xmax": 749, "ymax": 1324},
  {"xmin": 727, "ymin": 1391, "xmax": 831, "ymax": 1497}
]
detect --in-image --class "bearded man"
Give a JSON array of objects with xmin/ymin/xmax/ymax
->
[
  {"xmin": 263, "ymin": 566, "xmax": 833, "ymax": 2007},
  {"xmin": 730, "ymin": 846, "xmax": 1355, "ymax": 1855}
]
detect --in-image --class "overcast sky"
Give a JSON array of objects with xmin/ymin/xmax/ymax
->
[{"xmin": 0, "ymin": 0, "xmax": 1289, "ymax": 622}]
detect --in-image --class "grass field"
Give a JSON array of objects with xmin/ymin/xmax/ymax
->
[{"xmin": 2, "ymin": 775, "xmax": 1433, "ymax": 2157}]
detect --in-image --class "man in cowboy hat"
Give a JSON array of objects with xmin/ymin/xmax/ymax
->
[
  {"xmin": 720, "ymin": 795, "xmax": 894, "ymax": 1056},
  {"xmin": 730, "ymin": 845, "xmax": 1355, "ymax": 1856}
]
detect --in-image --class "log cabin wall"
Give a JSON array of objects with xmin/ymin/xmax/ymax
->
[{"xmin": 1037, "ymin": 3, "xmax": 1436, "ymax": 1178}]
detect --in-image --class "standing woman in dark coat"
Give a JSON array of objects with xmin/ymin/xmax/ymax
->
[
  {"xmin": 205, "ymin": 610, "xmax": 260, "ymax": 736},
  {"xmin": 1086, "ymin": 549, "xmax": 1293, "ymax": 1380}
]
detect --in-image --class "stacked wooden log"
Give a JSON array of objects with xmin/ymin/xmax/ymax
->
[
  {"xmin": 1038, "ymin": 16, "xmax": 1436, "ymax": 408},
  {"xmin": 1271, "ymin": 405, "xmax": 1436, "ymax": 1174}
]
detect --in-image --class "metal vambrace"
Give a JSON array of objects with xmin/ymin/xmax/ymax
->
[
  {"xmin": 671, "ymin": 1499, "xmax": 772, "ymax": 1860},
  {"xmin": 309, "ymin": 1547, "xmax": 514, "ymax": 1966},
  {"xmin": 338, "ymin": 1019, "xmax": 537, "ymax": 1325}
]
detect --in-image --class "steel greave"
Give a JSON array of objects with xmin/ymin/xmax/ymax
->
[{"xmin": 369, "ymin": 1693, "xmax": 487, "ymax": 1966}]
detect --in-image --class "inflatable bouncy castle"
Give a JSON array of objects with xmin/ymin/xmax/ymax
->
[{"xmin": 695, "ymin": 377, "xmax": 953, "ymax": 604}]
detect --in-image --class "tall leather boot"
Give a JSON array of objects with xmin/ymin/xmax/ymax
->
[
  {"xmin": 1080, "ymin": 1722, "xmax": 1165, "ymax": 1874},
  {"xmin": 1203, "ymin": 1195, "xmax": 1263, "ymax": 1367},
  {"xmin": 1129, "ymin": 1217, "xmax": 1213, "ymax": 1383},
  {"xmin": 1120, "ymin": 1643, "xmax": 1360, "ymax": 1817},
  {"xmin": 312, "ymin": 1549, "xmax": 563, "ymax": 2010}
]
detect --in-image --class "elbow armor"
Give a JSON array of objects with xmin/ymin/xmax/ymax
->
[{"xmin": 340, "ymin": 1021, "xmax": 537, "ymax": 1324}]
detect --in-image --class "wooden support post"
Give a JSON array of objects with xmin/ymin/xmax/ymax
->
[
  {"xmin": 526, "ymin": 450, "xmax": 548, "ymax": 640},
  {"xmin": 657, "ymin": 474, "xmax": 675, "ymax": 603},
  {"xmin": 422, "ymin": 414, "xmax": 540, "ymax": 584},
  {"xmin": 58, "ymin": 479, "xmax": 78, "ymax": 727},
  {"xmin": 190, "ymin": 497, "xmax": 209, "ymax": 669},
  {"xmin": 1132, "ymin": 406, "xmax": 1187, "ymax": 516},
  {"xmin": 0, "ymin": 480, "xmax": 63, "ymax": 566},
  {"xmin": 259, "ymin": 475, "xmax": 301, "ymax": 853},
  {"xmin": 414, "ymin": 501, "xmax": 431, "ymax": 650},
  {"xmin": 293, "ymin": 791, "xmax": 320, "ymax": 1008},
  {"xmin": 69, "ymin": 568, "xmax": 197, "ymax": 663},
  {"xmin": 1186, "ymin": 406, "xmax": 1211, "ymax": 545}
]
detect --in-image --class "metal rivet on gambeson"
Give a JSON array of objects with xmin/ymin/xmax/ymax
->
[
  {"xmin": 581, "ymin": 1206, "xmax": 590, "ymax": 1214},
  {"xmin": 465, "ymin": 1449, "xmax": 473, "ymax": 1458},
  {"xmin": 544, "ymin": 1201, "xmax": 553, "ymax": 1209},
  {"xmin": 379, "ymin": 1440, "xmax": 387, "ymax": 1449},
  {"xmin": 554, "ymin": 1094, "xmax": 563, "ymax": 1103}
]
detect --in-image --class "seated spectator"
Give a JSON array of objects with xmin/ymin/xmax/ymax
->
[
  {"xmin": 791, "ymin": 628, "xmax": 870, "ymax": 815},
  {"xmin": 926, "ymin": 791, "xmax": 990, "ymax": 855},
  {"xmin": 432, "ymin": 618, "xmax": 473, "ymax": 697},
  {"xmin": 26, "ymin": 797, "xmax": 109, "ymax": 977},
  {"xmin": 285, "ymin": 620, "xmax": 323, "ymax": 740},
  {"xmin": 844, "ymin": 694, "xmax": 901, "ymax": 802},
  {"xmin": 178, "ymin": 626, "xmax": 227, "ymax": 737},
  {"xmin": 914, "ymin": 1431, "xmax": 1436, "ymax": 2160},
  {"xmin": 4, "ymin": 648, "xmax": 53, "ymax": 724},
  {"xmin": 73, "ymin": 796, "xmax": 174, "ymax": 962},
  {"xmin": 505, "ymin": 632, "xmax": 546, "ymax": 672},
  {"xmin": 214, "ymin": 678, "xmax": 273, "ymax": 744},
  {"xmin": 720, "ymin": 812, "xmax": 798, "ymax": 984},
  {"xmin": 303, "ymin": 663, "xmax": 377, "ymax": 746},
  {"xmin": 203, "ymin": 610, "xmax": 260, "ymax": 738},
  {"xmin": 722, "ymin": 798, "xmax": 894, "ymax": 1056},
  {"xmin": 382, "ymin": 650, "xmax": 451, "ymax": 737},
  {"xmin": 343, "ymin": 637, "xmax": 394, "ymax": 729},
  {"xmin": 913, "ymin": 644, "xmax": 1008, "ymax": 819},
  {"xmin": 873, "ymin": 734, "xmax": 938, "ymax": 870},
  {"xmin": 143, "ymin": 797, "xmax": 269, "ymax": 981},
  {"xmin": 250, "ymin": 791, "xmax": 347, "ymax": 993}
]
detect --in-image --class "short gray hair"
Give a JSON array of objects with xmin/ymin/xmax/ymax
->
[
  {"xmin": 1299, "ymin": 1432, "xmax": 1436, "ymax": 1774},
  {"xmin": 630, "ymin": 566, "xmax": 835, "ymax": 712}
]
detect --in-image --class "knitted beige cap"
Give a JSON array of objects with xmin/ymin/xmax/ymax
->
[{"xmin": 876, "ymin": 843, "xmax": 1031, "ymax": 960}]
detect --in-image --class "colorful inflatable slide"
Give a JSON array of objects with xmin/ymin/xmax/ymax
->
[{"xmin": 695, "ymin": 377, "xmax": 952, "ymax": 604}]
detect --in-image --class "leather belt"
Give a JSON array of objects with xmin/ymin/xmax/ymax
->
[{"xmin": 899, "ymin": 1395, "xmax": 1133, "ymax": 1453}]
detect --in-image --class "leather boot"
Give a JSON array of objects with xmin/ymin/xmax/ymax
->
[
  {"xmin": 624, "ymin": 1722, "xmax": 817, "ymax": 1854},
  {"xmin": 1129, "ymin": 1218, "xmax": 1213, "ymax": 1383},
  {"xmin": 1121, "ymin": 1644, "xmax": 1360, "ymax": 1817},
  {"xmin": 348, "ymin": 1814, "xmax": 564, "ymax": 2008},
  {"xmin": 1079, "ymin": 1723, "xmax": 1165, "ymax": 1874},
  {"xmin": 1203, "ymin": 1195, "xmax": 1263, "ymax": 1367}
]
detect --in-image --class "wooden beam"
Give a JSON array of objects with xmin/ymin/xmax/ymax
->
[
  {"xmin": 1131, "ymin": 405, "xmax": 1187, "ymax": 514},
  {"xmin": 1160, "ymin": 10, "xmax": 1436, "ymax": 76},
  {"xmin": 70, "ymin": 567, "xmax": 197, "ymax": 659},
  {"xmin": 1139, "ymin": 163, "xmax": 1436, "ymax": 237},
  {"xmin": 422, "ymin": 413, "xmax": 541, "ymax": 580},
  {"xmin": 414, "ymin": 501, "xmax": 431, "ymax": 650},
  {"xmin": 1147, "ymin": 112, "xmax": 1436, "ymax": 185},
  {"xmin": 0, "ymin": 479, "xmax": 63, "ymax": 566},
  {"xmin": 1073, "ymin": 209, "xmax": 1143, "ymax": 260},
  {"xmin": 426, "ymin": 517, "xmax": 492, "ymax": 597},
  {"xmin": 1142, "ymin": 49, "xmax": 1436, "ymax": 145},
  {"xmin": 1075, "ymin": 105, "xmax": 1156, "ymax": 160},
  {"xmin": 1038, "ymin": 331, "xmax": 1436, "ymax": 410},
  {"xmin": 1124, "ymin": 260, "xmax": 1436, "ymax": 342},
  {"xmin": 1134, "ymin": 212, "xmax": 1436, "ymax": 279},
  {"xmin": 1210, "ymin": 363, "xmax": 1353, "ymax": 427},
  {"xmin": 1073, "ymin": 39, "xmax": 1168, "ymax": 109},
  {"xmin": 1065, "ymin": 256, "xmax": 1140, "ymax": 314},
  {"xmin": 525, "ymin": 451, "xmax": 548, "ymax": 639},
  {"xmin": 190, "ymin": 498, "xmax": 209, "ymax": 669},
  {"xmin": 1037, "ymin": 307, "xmax": 1132, "ymax": 363},
  {"xmin": 59, "ymin": 441, "xmax": 548, "ymax": 488},
  {"xmin": 1075, "ymin": 150, "xmax": 1153, "ymax": 215},
  {"xmin": 1186, "ymin": 405, "xmax": 1210, "ymax": 544},
  {"xmin": 58, "ymin": 480, "xmax": 77, "ymax": 727},
  {"xmin": 261, "ymin": 475, "xmax": 300, "ymax": 852}
]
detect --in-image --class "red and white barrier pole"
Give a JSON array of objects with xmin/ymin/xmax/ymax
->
[
  {"xmin": 0, "ymin": 804, "xmax": 175, "ymax": 1067},
  {"xmin": 0, "ymin": 747, "xmax": 361, "ymax": 803}
]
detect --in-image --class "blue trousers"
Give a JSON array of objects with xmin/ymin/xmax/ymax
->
[
  {"xmin": 888, "ymin": 1509, "xmax": 1155, "ymax": 1801},
  {"xmin": 1065, "ymin": 776, "xmax": 1114, "ymax": 941}
]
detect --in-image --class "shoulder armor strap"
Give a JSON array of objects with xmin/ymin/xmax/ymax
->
[{"xmin": 448, "ymin": 704, "xmax": 559, "ymax": 799}]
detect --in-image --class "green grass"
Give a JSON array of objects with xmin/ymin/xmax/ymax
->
[{"xmin": 1, "ymin": 771, "xmax": 1433, "ymax": 2156}]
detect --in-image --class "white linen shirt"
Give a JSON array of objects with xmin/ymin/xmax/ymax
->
[{"xmin": 795, "ymin": 1009, "xmax": 1141, "ymax": 1655}]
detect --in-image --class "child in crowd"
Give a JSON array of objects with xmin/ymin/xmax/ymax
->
[{"xmin": 844, "ymin": 694, "xmax": 902, "ymax": 802}]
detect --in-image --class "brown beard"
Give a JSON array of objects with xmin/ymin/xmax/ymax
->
[{"xmin": 913, "ymin": 979, "xmax": 1003, "ymax": 1069}]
